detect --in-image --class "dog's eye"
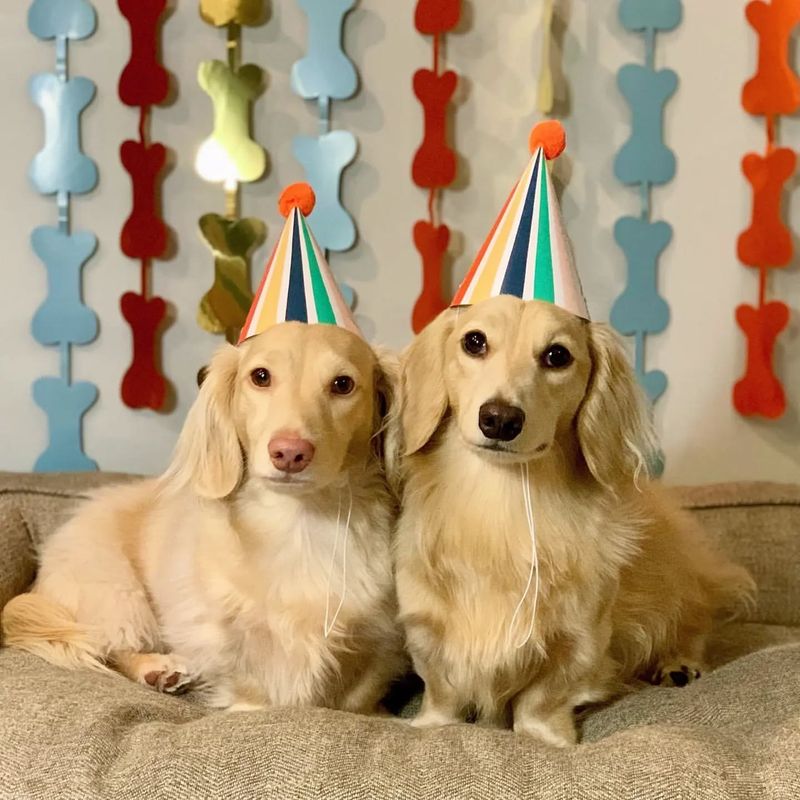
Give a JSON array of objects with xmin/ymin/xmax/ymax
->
[
  {"xmin": 462, "ymin": 330, "xmax": 488, "ymax": 357},
  {"xmin": 331, "ymin": 375, "xmax": 355, "ymax": 395},
  {"xmin": 250, "ymin": 368, "xmax": 271, "ymax": 387},
  {"xmin": 541, "ymin": 345, "xmax": 573, "ymax": 369}
]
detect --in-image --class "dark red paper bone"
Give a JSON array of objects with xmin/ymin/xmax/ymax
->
[
  {"xmin": 415, "ymin": 0, "xmax": 461, "ymax": 35},
  {"xmin": 412, "ymin": 220, "xmax": 450, "ymax": 333},
  {"xmin": 733, "ymin": 300, "xmax": 789, "ymax": 419},
  {"xmin": 120, "ymin": 140, "xmax": 168, "ymax": 260},
  {"xmin": 117, "ymin": 0, "xmax": 171, "ymax": 411},
  {"xmin": 118, "ymin": 0, "xmax": 169, "ymax": 108},
  {"xmin": 121, "ymin": 291, "xmax": 168, "ymax": 410},
  {"xmin": 738, "ymin": 147, "xmax": 795, "ymax": 268},
  {"xmin": 742, "ymin": 0, "xmax": 800, "ymax": 116},
  {"xmin": 412, "ymin": 69, "xmax": 457, "ymax": 189}
]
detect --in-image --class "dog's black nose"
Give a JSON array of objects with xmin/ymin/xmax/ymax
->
[{"xmin": 478, "ymin": 402, "xmax": 525, "ymax": 442}]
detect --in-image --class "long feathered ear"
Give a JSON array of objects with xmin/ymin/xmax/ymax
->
[
  {"xmin": 162, "ymin": 344, "xmax": 243, "ymax": 499},
  {"xmin": 400, "ymin": 309, "xmax": 456, "ymax": 456},
  {"xmin": 368, "ymin": 347, "xmax": 401, "ymax": 488},
  {"xmin": 577, "ymin": 323, "xmax": 658, "ymax": 492}
]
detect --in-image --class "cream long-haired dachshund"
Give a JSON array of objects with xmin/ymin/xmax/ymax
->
[
  {"xmin": 392, "ymin": 295, "xmax": 754, "ymax": 746},
  {"xmin": 2, "ymin": 322, "xmax": 404, "ymax": 712}
]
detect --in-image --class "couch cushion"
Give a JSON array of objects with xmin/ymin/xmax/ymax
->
[
  {"xmin": 1, "ymin": 643, "xmax": 798, "ymax": 799},
  {"xmin": 674, "ymin": 482, "xmax": 800, "ymax": 626}
]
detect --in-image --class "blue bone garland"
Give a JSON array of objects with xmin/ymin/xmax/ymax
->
[
  {"xmin": 27, "ymin": 0, "xmax": 99, "ymax": 472},
  {"xmin": 290, "ymin": 0, "xmax": 359, "ymax": 310},
  {"xmin": 619, "ymin": 0, "xmax": 682, "ymax": 33},
  {"xmin": 28, "ymin": 0, "xmax": 95, "ymax": 41},
  {"xmin": 610, "ymin": 217, "xmax": 671, "ymax": 339},
  {"xmin": 614, "ymin": 66, "xmax": 677, "ymax": 187},
  {"xmin": 292, "ymin": 131, "xmax": 357, "ymax": 253},
  {"xmin": 290, "ymin": 0, "xmax": 358, "ymax": 102},
  {"xmin": 33, "ymin": 378, "xmax": 98, "ymax": 472},
  {"xmin": 610, "ymin": 0, "xmax": 681, "ymax": 476},
  {"xmin": 29, "ymin": 75, "xmax": 98, "ymax": 196},
  {"xmin": 31, "ymin": 226, "xmax": 98, "ymax": 346}
]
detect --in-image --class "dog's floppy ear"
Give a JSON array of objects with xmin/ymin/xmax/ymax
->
[
  {"xmin": 163, "ymin": 344, "xmax": 243, "ymax": 499},
  {"xmin": 577, "ymin": 323, "xmax": 658, "ymax": 492},
  {"xmin": 370, "ymin": 346, "xmax": 401, "ymax": 483},
  {"xmin": 400, "ymin": 309, "xmax": 456, "ymax": 456}
]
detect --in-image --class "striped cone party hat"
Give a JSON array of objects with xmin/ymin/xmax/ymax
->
[
  {"xmin": 451, "ymin": 121, "xmax": 589, "ymax": 319},
  {"xmin": 238, "ymin": 183, "xmax": 361, "ymax": 343}
]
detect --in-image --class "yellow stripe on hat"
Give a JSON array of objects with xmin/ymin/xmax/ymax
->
[{"xmin": 470, "ymin": 156, "xmax": 537, "ymax": 303}]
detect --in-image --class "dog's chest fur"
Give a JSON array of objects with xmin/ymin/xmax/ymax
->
[
  {"xmin": 397, "ymin": 434, "xmax": 640, "ymax": 696},
  {"xmin": 152, "ymin": 480, "xmax": 393, "ymax": 707}
]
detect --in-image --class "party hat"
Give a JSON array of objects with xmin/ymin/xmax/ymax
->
[
  {"xmin": 451, "ymin": 120, "xmax": 589, "ymax": 319},
  {"xmin": 238, "ymin": 183, "xmax": 361, "ymax": 342}
]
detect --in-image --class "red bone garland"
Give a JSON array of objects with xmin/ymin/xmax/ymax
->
[
  {"xmin": 411, "ymin": 0, "xmax": 461, "ymax": 333},
  {"xmin": 412, "ymin": 70, "xmax": 457, "ymax": 189},
  {"xmin": 120, "ymin": 140, "xmax": 168, "ymax": 259},
  {"xmin": 733, "ymin": 0, "xmax": 799, "ymax": 419},
  {"xmin": 118, "ymin": 0, "xmax": 172, "ymax": 411}
]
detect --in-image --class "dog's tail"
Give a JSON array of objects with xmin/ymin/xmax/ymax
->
[{"xmin": 1, "ymin": 592, "xmax": 108, "ymax": 673}]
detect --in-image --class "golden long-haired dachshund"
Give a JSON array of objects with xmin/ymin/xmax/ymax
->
[
  {"xmin": 392, "ymin": 295, "xmax": 754, "ymax": 746},
  {"xmin": 3, "ymin": 323, "xmax": 404, "ymax": 712}
]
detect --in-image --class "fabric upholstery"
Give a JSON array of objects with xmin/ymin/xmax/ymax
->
[{"xmin": 1, "ymin": 472, "xmax": 798, "ymax": 799}]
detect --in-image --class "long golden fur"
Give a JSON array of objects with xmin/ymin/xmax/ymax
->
[
  {"xmin": 392, "ymin": 296, "xmax": 754, "ymax": 746},
  {"xmin": 2, "ymin": 322, "xmax": 404, "ymax": 712}
]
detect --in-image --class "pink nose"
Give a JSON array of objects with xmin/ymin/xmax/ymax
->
[{"xmin": 268, "ymin": 437, "xmax": 315, "ymax": 474}]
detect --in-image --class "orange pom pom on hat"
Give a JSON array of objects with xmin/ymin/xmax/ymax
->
[
  {"xmin": 452, "ymin": 120, "xmax": 589, "ymax": 319},
  {"xmin": 238, "ymin": 183, "xmax": 361, "ymax": 343}
]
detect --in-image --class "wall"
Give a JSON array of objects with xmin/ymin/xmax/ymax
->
[{"xmin": 0, "ymin": 1, "xmax": 798, "ymax": 484}]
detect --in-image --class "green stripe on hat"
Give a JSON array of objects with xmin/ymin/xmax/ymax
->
[
  {"xmin": 299, "ymin": 214, "xmax": 337, "ymax": 325},
  {"xmin": 533, "ymin": 158, "xmax": 555, "ymax": 304}
]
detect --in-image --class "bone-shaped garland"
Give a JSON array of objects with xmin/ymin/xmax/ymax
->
[
  {"xmin": 27, "ymin": 0, "xmax": 99, "ymax": 472},
  {"xmin": 290, "ymin": 0, "xmax": 359, "ymax": 310},
  {"xmin": 118, "ymin": 0, "xmax": 172, "ymax": 411},
  {"xmin": 733, "ymin": 0, "xmax": 800, "ymax": 419},
  {"xmin": 195, "ymin": 0, "xmax": 267, "ymax": 343},
  {"xmin": 411, "ymin": 0, "xmax": 460, "ymax": 334},
  {"xmin": 610, "ymin": 0, "xmax": 682, "ymax": 476}
]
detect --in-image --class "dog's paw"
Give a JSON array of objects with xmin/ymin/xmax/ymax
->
[
  {"xmin": 226, "ymin": 701, "xmax": 266, "ymax": 713},
  {"xmin": 654, "ymin": 662, "xmax": 702, "ymax": 688},
  {"xmin": 513, "ymin": 714, "xmax": 577, "ymax": 748},
  {"xmin": 409, "ymin": 708, "xmax": 460, "ymax": 728},
  {"xmin": 138, "ymin": 654, "xmax": 194, "ymax": 694}
]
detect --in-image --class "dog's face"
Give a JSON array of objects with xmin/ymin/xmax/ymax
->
[
  {"xmin": 441, "ymin": 297, "xmax": 592, "ymax": 462},
  {"xmin": 169, "ymin": 323, "xmax": 396, "ymax": 498},
  {"xmin": 401, "ymin": 295, "xmax": 654, "ymax": 489}
]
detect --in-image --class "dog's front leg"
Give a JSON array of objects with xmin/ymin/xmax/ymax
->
[
  {"xmin": 511, "ymin": 681, "xmax": 578, "ymax": 747},
  {"xmin": 410, "ymin": 668, "xmax": 462, "ymax": 728}
]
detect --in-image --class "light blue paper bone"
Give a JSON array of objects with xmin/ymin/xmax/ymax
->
[
  {"xmin": 290, "ymin": 0, "xmax": 357, "ymax": 101},
  {"xmin": 610, "ymin": 217, "xmax": 671, "ymax": 337},
  {"xmin": 619, "ymin": 0, "xmax": 682, "ymax": 33},
  {"xmin": 28, "ymin": 0, "xmax": 96, "ymax": 41},
  {"xmin": 614, "ymin": 65, "xmax": 677, "ymax": 187},
  {"xmin": 33, "ymin": 377, "xmax": 98, "ymax": 472},
  {"xmin": 29, "ymin": 74, "xmax": 98, "ymax": 196},
  {"xmin": 31, "ymin": 226, "xmax": 98, "ymax": 346},
  {"xmin": 293, "ymin": 131, "xmax": 357, "ymax": 252}
]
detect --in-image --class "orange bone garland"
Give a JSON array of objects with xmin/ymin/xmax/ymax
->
[
  {"xmin": 737, "ymin": 147, "xmax": 796, "ymax": 268},
  {"xmin": 733, "ymin": 301, "xmax": 789, "ymax": 418},
  {"xmin": 734, "ymin": 0, "xmax": 799, "ymax": 419},
  {"xmin": 742, "ymin": 0, "xmax": 800, "ymax": 116}
]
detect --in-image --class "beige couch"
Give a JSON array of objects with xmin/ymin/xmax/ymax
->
[{"xmin": 1, "ymin": 472, "xmax": 799, "ymax": 799}]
